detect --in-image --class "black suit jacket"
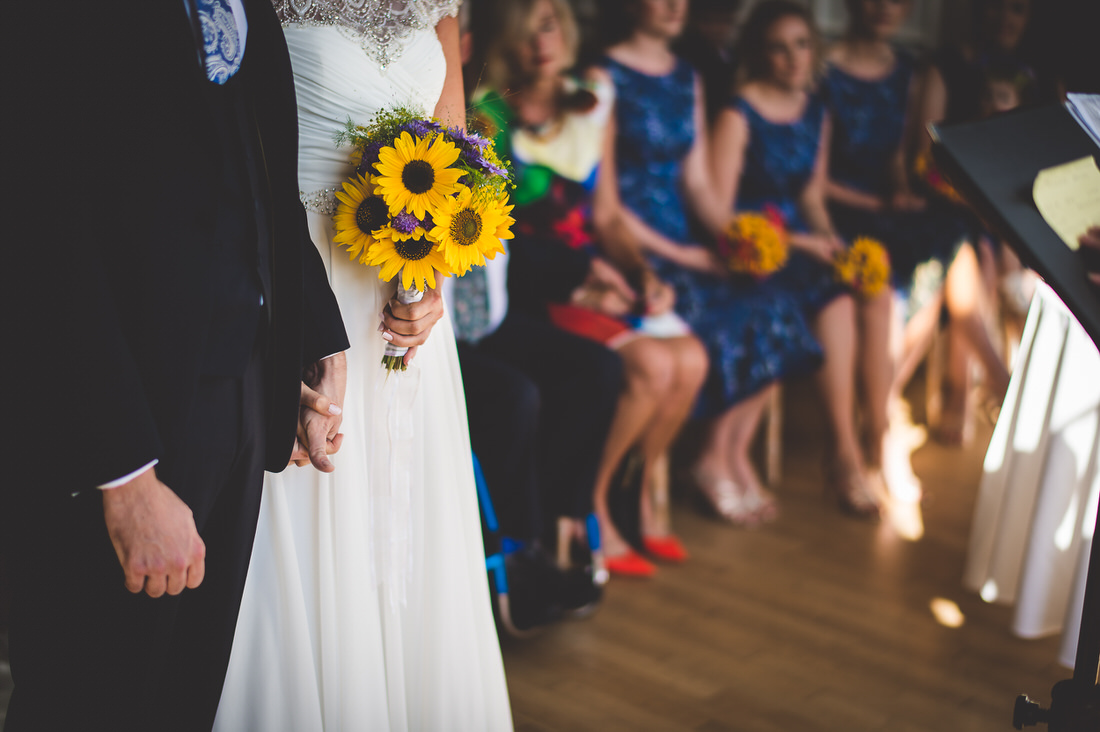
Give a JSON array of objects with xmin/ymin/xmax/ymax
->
[{"xmin": 3, "ymin": 0, "xmax": 349, "ymax": 491}]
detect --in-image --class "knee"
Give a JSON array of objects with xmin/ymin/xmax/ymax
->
[
  {"xmin": 828, "ymin": 293, "xmax": 857, "ymax": 322},
  {"xmin": 623, "ymin": 339, "xmax": 676, "ymax": 395},
  {"xmin": 677, "ymin": 336, "xmax": 709, "ymax": 389}
]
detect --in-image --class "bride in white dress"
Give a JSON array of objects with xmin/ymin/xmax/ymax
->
[{"xmin": 214, "ymin": 2, "xmax": 513, "ymax": 730}]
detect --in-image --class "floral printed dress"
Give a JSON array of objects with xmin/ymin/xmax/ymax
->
[
  {"xmin": 823, "ymin": 51, "xmax": 967, "ymax": 311},
  {"xmin": 606, "ymin": 57, "xmax": 821, "ymax": 417}
]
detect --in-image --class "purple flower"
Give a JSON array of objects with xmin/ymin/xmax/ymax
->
[
  {"xmin": 402, "ymin": 119, "xmax": 444, "ymax": 138},
  {"xmin": 448, "ymin": 126, "xmax": 490, "ymax": 150},
  {"xmin": 357, "ymin": 141, "xmax": 384, "ymax": 174},
  {"xmin": 468, "ymin": 152, "xmax": 507, "ymax": 177},
  {"xmin": 392, "ymin": 211, "xmax": 423, "ymax": 235},
  {"xmin": 454, "ymin": 140, "xmax": 507, "ymax": 177}
]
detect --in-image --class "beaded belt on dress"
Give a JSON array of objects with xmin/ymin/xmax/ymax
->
[{"xmin": 300, "ymin": 187, "xmax": 339, "ymax": 215}]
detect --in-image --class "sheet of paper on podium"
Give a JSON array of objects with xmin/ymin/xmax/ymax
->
[
  {"xmin": 931, "ymin": 103, "xmax": 1100, "ymax": 348},
  {"xmin": 1033, "ymin": 156, "xmax": 1100, "ymax": 251}
]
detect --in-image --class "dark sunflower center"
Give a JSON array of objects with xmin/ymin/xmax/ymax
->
[
  {"xmin": 356, "ymin": 196, "xmax": 389, "ymax": 234},
  {"xmin": 401, "ymin": 160, "xmax": 436, "ymax": 194},
  {"xmin": 451, "ymin": 209, "xmax": 483, "ymax": 246},
  {"xmin": 394, "ymin": 236, "xmax": 434, "ymax": 261}
]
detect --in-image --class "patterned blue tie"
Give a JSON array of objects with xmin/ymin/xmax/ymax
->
[
  {"xmin": 452, "ymin": 267, "xmax": 492, "ymax": 343},
  {"xmin": 198, "ymin": 0, "xmax": 243, "ymax": 84}
]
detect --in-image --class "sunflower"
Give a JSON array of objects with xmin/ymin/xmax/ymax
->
[
  {"xmin": 373, "ymin": 131, "xmax": 465, "ymax": 220},
  {"xmin": 722, "ymin": 212, "xmax": 788, "ymax": 278},
  {"xmin": 834, "ymin": 236, "xmax": 891, "ymax": 298},
  {"xmin": 366, "ymin": 227, "xmax": 452, "ymax": 292},
  {"xmin": 491, "ymin": 199, "xmax": 515, "ymax": 240},
  {"xmin": 332, "ymin": 174, "xmax": 390, "ymax": 263},
  {"xmin": 429, "ymin": 187, "xmax": 511, "ymax": 275}
]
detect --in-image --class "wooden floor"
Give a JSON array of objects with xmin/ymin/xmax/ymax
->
[
  {"xmin": 0, "ymin": 381, "xmax": 1074, "ymax": 731},
  {"xmin": 500, "ymin": 379, "xmax": 1072, "ymax": 732}
]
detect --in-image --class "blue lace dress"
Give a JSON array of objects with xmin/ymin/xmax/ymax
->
[
  {"xmin": 730, "ymin": 93, "xmax": 848, "ymax": 315},
  {"xmin": 823, "ymin": 52, "xmax": 967, "ymax": 308},
  {"xmin": 606, "ymin": 57, "xmax": 821, "ymax": 417}
]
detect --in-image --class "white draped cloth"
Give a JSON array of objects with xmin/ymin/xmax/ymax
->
[
  {"xmin": 213, "ymin": 6, "xmax": 513, "ymax": 730},
  {"xmin": 964, "ymin": 283, "xmax": 1099, "ymax": 668}
]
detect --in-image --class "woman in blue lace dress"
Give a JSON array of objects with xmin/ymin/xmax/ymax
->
[
  {"xmin": 822, "ymin": 0, "xmax": 1008, "ymax": 486},
  {"xmin": 712, "ymin": 0, "xmax": 891, "ymax": 517},
  {"xmin": 601, "ymin": 0, "xmax": 822, "ymax": 525}
]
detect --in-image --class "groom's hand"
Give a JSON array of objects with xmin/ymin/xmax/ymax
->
[
  {"xmin": 383, "ymin": 286, "xmax": 444, "ymax": 367},
  {"xmin": 291, "ymin": 352, "xmax": 347, "ymax": 471},
  {"xmin": 101, "ymin": 470, "xmax": 206, "ymax": 598}
]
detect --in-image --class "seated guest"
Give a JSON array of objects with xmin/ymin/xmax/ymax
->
[
  {"xmin": 476, "ymin": 0, "xmax": 714, "ymax": 578},
  {"xmin": 448, "ymin": 247, "xmax": 620, "ymax": 626},
  {"xmin": 912, "ymin": 0, "xmax": 1053, "ymax": 442},
  {"xmin": 596, "ymin": 0, "xmax": 822, "ymax": 527},
  {"xmin": 820, "ymin": 0, "xmax": 998, "ymax": 497},
  {"xmin": 711, "ymin": 0, "xmax": 893, "ymax": 517}
]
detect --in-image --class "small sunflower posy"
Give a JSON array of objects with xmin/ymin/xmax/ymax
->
[
  {"xmin": 330, "ymin": 107, "xmax": 514, "ymax": 370},
  {"xmin": 834, "ymin": 236, "xmax": 891, "ymax": 298},
  {"xmin": 718, "ymin": 208, "xmax": 789, "ymax": 279}
]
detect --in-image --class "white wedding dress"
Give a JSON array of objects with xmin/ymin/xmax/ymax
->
[{"xmin": 214, "ymin": 3, "xmax": 513, "ymax": 730}]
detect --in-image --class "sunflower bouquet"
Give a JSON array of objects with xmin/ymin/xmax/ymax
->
[
  {"xmin": 716, "ymin": 208, "xmax": 789, "ymax": 279},
  {"xmin": 834, "ymin": 236, "xmax": 891, "ymax": 298},
  {"xmin": 332, "ymin": 108, "xmax": 514, "ymax": 370}
]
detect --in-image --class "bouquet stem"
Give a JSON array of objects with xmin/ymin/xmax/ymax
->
[{"xmin": 381, "ymin": 275, "xmax": 424, "ymax": 371}]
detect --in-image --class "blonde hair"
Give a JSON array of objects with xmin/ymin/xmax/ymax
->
[{"xmin": 479, "ymin": 0, "xmax": 580, "ymax": 94}]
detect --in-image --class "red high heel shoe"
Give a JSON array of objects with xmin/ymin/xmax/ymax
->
[
  {"xmin": 604, "ymin": 551, "xmax": 657, "ymax": 578},
  {"xmin": 642, "ymin": 535, "xmax": 689, "ymax": 562}
]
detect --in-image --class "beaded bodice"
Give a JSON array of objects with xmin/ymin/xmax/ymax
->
[{"xmin": 273, "ymin": 0, "xmax": 461, "ymax": 67}]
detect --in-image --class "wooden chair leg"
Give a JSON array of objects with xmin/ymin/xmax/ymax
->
[
  {"xmin": 556, "ymin": 517, "xmax": 574, "ymax": 571},
  {"xmin": 765, "ymin": 386, "xmax": 783, "ymax": 487},
  {"xmin": 925, "ymin": 325, "xmax": 946, "ymax": 429},
  {"xmin": 650, "ymin": 450, "xmax": 670, "ymax": 536}
]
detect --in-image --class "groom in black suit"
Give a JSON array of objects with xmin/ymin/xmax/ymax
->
[{"xmin": 2, "ymin": 1, "xmax": 355, "ymax": 729}]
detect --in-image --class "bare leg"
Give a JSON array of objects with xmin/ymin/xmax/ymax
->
[
  {"xmin": 813, "ymin": 294, "xmax": 879, "ymax": 517},
  {"xmin": 857, "ymin": 289, "xmax": 893, "ymax": 469},
  {"xmin": 637, "ymin": 336, "xmax": 708, "ymax": 538},
  {"xmin": 725, "ymin": 386, "xmax": 778, "ymax": 521},
  {"xmin": 813, "ymin": 295, "xmax": 862, "ymax": 470},
  {"xmin": 591, "ymin": 338, "xmax": 674, "ymax": 559},
  {"xmin": 892, "ymin": 291, "xmax": 943, "ymax": 396},
  {"xmin": 885, "ymin": 295, "xmax": 938, "ymax": 503},
  {"xmin": 941, "ymin": 242, "xmax": 1011, "ymax": 443},
  {"xmin": 693, "ymin": 386, "xmax": 774, "ymax": 525}
]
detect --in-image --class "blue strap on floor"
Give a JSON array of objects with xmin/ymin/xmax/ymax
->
[
  {"xmin": 586, "ymin": 512, "xmax": 601, "ymax": 553},
  {"xmin": 472, "ymin": 452, "xmax": 499, "ymax": 533},
  {"xmin": 473, "ymin": 452, "xmax": 508, "ymax": 593}
]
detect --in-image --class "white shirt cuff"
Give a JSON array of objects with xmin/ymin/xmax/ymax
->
[{"xmin": 98, "ymin": 460, "xmax": 159, "ymax": 490}]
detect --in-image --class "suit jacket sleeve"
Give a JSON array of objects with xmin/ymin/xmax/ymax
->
[{"xmin": 300, "ymin": 218, "xmax": 351, "ymax": 365}]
